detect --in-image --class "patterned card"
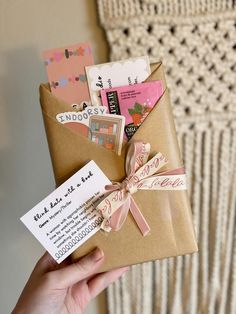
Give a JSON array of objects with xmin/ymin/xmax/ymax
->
[
  {"xmin": 85, "ymin": 56, "xmax": 151, "ymax": 105},
  {"xmin": 43, "ymin": 42, "xmax": 94, "ymax": 106}
]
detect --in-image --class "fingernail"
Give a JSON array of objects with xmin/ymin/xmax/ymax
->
[{"xmin": 90, "ymin": 248, "xmax": 104, "ymax": 262}]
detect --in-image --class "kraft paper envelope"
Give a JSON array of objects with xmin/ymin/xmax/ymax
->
[{"xmin": 40, "ymin": 62, "xmax": 198, "ymax": 272}]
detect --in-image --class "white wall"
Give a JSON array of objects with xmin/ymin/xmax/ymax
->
[{"xmin": 0, "ymin": 1, "xmax": 108, "ymax": 313}]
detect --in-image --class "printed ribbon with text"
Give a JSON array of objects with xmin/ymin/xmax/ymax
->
[{"xmin": 96, "ymin": 141, "xmax": 187, "ymax": 236}]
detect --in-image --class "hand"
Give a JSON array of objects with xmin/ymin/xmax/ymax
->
[{"xmin": 12, "ymin": 248, "xmax": 129, "ymax": 314}]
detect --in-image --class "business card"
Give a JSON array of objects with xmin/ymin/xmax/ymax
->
[
  {"xmin": 85, "ymin": 56, "xmax": 151, "ymax": 105},
  {"xmin": 43, "ymin": 42, "xmax": 94, "ymax": 107},
  {"xmin": 21, "ymin": 161, "xmax": 110, "ymax": 263}
]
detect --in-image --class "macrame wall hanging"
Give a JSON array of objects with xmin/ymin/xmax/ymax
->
[{"xmin": 97, "ymin": 1, "xmax": 236, "ymax": 313}]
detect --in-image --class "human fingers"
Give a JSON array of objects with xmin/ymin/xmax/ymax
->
[
  {"xmin": 45, "ymin": 247, "xmax": 105, "ymax": 288},
  {"xmin": 31, "ymin": 252, "xmax": 58, "ymax": 277},
  {"xmin": 88, "ymin": 266, "xmax": 129, "ymax": 299}
]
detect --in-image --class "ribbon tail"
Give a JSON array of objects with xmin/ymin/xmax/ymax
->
[
  {"xmin": 100, "ymin": 218, "xmax": 112, "ymax": 232},
  {"xmin": 109, "ymin": 199, "xmax": 130, "ymax": 231},
  {"xmin": 157, "ymin": 167, "xmax": 185, "ymax": 176},
  {"xmin": 100, "ymin": 199, "xmax": 130, "ymax": 232},
  {"xmin": 129, "ymin": 197, "xmax": 150, "ymax": 236}
]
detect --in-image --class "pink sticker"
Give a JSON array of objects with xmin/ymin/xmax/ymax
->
[{"xmin": 101, "ymin": 81, "xmax": 163, "ymax": 140}]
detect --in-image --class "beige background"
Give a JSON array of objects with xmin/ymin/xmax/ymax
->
[{"xmin": 0, "ymin": 0, "xmax": 108, "ymax": 313}]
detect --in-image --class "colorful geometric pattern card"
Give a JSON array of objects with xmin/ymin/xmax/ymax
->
[{"xmin": 43, "ymin": 42, "xmax": 94, "ymax": 107}]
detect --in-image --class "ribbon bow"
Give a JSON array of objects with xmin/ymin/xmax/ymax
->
[{"xmin": 97, "ymin": 141, "xmax": 187, "ymax": 236}]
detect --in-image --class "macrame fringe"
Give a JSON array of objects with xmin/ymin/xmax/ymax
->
[
  {"xmin": 106, "ymin": 126, "xmax": 236, "ymax": 314},
  {"xmin": 98, "ymin": 1, "xmax": 236, "ymax": 313}
]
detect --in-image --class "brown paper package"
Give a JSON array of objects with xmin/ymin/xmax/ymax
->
[{"xmin": 39, "ymin": 62, "xmax": 198, "ymax": 272}]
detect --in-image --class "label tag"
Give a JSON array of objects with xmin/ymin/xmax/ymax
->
[{"xmin": 20, "ymin": 161, "xmax": 110, "ymax": 263}]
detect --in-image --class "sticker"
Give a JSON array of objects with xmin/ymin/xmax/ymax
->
[
  {"xmin": 89, "ymin": 114, "xmax": 125, "ymax": 155},
  {"xmin": 56, "ymin": 107, "xmax": 125, "ymax": 155},
  {"xmin": 56, "ymin": 106, "xmax": 107, "ymax": 126}
]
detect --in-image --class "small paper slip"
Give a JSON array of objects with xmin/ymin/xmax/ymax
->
[
  {"xmin": 85, "ymin": 56, "xmax": 151, "ymax": 105},
  {"xmin": 20, "ymin": 161, "xmax": 111, "ymax": 263}
]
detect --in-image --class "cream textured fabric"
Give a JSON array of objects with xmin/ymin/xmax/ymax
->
[{"xmin": 97, "ymin": 1, "xmax": 236, "ymax": 313}]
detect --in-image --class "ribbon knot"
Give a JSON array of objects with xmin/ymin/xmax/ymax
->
[
  {"xmin": 121, "ymin": 178, "xmax": 137, "ymax": 194},
  {"xmin": 97, "ymin": 141, "xmax": 187, "ymax": 236}
]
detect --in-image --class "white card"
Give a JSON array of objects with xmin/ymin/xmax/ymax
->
[
  {"xmin": 21, "ymin": 161, "xmax": 111, "ymax": 263},
  {"xmin": 85, "ymin": 56, "xmax": 151, "ymax": 105}
]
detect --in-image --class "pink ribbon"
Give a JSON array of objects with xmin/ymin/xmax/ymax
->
[{"xmin": 97, "ymin": 141, "xmax": 187, "ymax": 236}]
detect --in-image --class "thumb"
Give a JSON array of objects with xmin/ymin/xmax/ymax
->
[{"xmin": 47, "ymin": 248, "xmax": 104, "ymax": 288}]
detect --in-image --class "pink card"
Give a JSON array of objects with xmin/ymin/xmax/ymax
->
[
  {"xmin": 101, "ymin": 81, "xmax": 163, "ymax": 140},
  {"xmin": 43, "ymin": 42, "xmax": 94, "ymax": 107}
]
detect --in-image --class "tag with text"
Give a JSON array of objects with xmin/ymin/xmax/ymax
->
[{"xmin": 20, "ymin": 161, "xmax": 110, "ymax": 263}]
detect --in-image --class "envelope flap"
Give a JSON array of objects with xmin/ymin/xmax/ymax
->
[
  {"xmin": 132, "ymin": 88, "xmax": 182, "ymax": 169},
  {"xmin": 42, "ymin": 113, "xmax": 126, "ymax": 186},
  {"xmin": 40, "ymin": 83, "xmax": 76, "ymax": 116},
  {"xmin": 148, "ymin": 62, "xmax": 167, "ymax": 89}
]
